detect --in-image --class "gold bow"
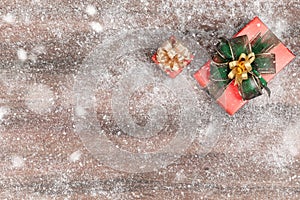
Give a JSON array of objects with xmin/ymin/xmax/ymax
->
[
  {"xmin": 156, "ymin": 39, "xmax": 191, "ymax": 71},
  {"xmin": 228, "ymin": 52, "xmax": 255, "ymax": 86}
]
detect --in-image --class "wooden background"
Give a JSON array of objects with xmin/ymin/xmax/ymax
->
[{"xmin": 0, "ymin": 0, "xmax": 299, "ymax": 199}]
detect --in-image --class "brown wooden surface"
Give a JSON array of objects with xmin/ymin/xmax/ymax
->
[{"xmin": 0, "ymin": 0, "xmax": 300, "ymax": 199}]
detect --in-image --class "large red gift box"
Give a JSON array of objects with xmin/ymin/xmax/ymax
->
[{"xmin": 194, "ymin": 17, "xmax": 295, "ymax": 115}]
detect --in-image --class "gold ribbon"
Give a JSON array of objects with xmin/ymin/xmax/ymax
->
[
  {"xmin": 228, "ymin": 52, "xmax": 255, "ymax": 86},
  {"xmin": 156, "ymin": 38, "xmax": 192, "ymax": 71}
]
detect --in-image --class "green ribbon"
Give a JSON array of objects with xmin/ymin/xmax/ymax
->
[{"xmin": 208, "ymin": 31, "xmax": 279, "ymax": 100}]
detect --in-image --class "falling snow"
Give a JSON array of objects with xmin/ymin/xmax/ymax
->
[
  {"xmin": 0, "ymin": 0, "xmax": 299, "ymax": 199},
  {"xmin": 69, "ymin": 150, "xmax": 82, "ymax": 162},
  {"xmin": 11, "ymin": 155, "xmax": 25, "ymax": 168},
  {"xmin": 25, "ymin": 84, "xmax": 55, "ymax": 115},
  {"xmin": 89, "ymin": 21, "xmax": 104, "ymax": 33},
  {"xmin": 2, "ymin": 13, "xmax": 15, "ymax": 24},
  {"xmin": 17, "ymin": 49, "xmax": 28, "ymax": 62},
  {"xmin": 86, "ymin": 5, "xmax": 98, "ymax": 16},
  {"xmin": 0, "ymin": 107, "xmax": 10, "ymax": 122}
]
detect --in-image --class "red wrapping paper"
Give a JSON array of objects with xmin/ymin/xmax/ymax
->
[{"xmin": 194, "ymin": 17, "xmax": 295, "ymax": 115}]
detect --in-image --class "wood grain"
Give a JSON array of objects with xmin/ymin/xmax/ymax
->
[{"xmin": 0, "ymin": 0, "xmax": 299, "ymax": 199}]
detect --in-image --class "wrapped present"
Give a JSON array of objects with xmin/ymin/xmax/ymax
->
[
  {"xmin": 152, "ymin": 36, "xmax": 194, "ymax": 78},
  {"xmin": 194, "ymin": 17, "xmax": 295, "ymax": 115}
]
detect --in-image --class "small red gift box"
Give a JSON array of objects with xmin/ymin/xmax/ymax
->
[
  {"xmin": 152, "ymin": 36, "xmax": 194, "ymax": 78},
  {"xmin": 194, "ymin": 17, "xmax": 295, "ymax": 115}
]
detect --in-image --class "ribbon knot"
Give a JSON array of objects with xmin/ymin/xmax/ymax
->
[
  {"xmin": 156, "ymin": 37, "xmax": 192, "ymax": 71},
  {"xmin": 228, "ymin": 52, "xmax": 255, "ymax": 86},
  {"xmin": 209, "ymin": 34, "xmax": 278, "ymax": 100}
]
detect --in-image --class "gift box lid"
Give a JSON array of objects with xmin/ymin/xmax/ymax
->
[{"xmin": 194, "ymin": 16, "xmax": 295, "ymax": 115}]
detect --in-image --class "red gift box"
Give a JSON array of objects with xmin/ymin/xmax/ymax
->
[
  {"xmin": 152, "ymin": 36, "xmax": 194, "ymax": 78},
  {"xmin": 194, "ymin": 17, "xmax": 295, "ymax": 115}
]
